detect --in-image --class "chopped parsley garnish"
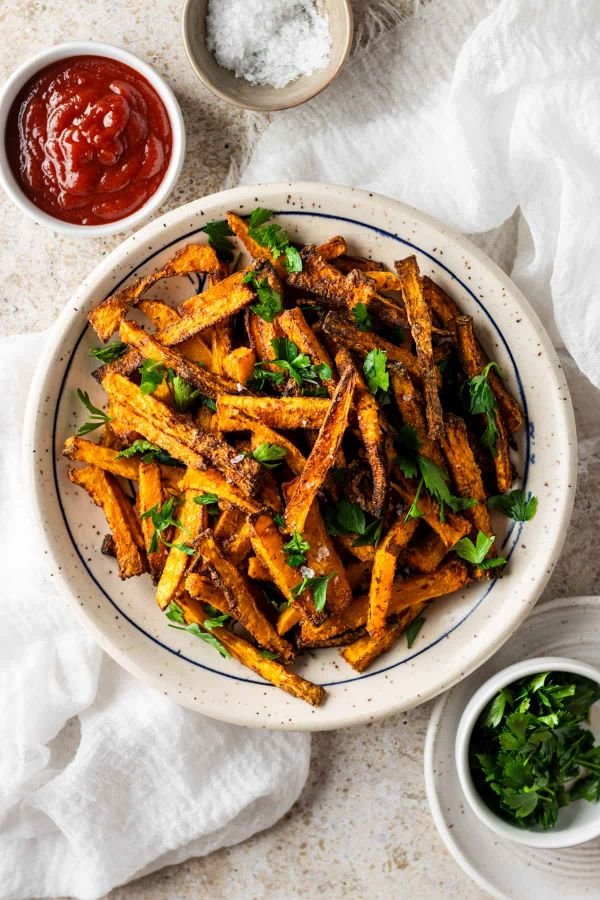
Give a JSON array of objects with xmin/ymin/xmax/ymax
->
[
  {"xmin": 115, "ymin": 439, "xmax": 183, "ymax": 467},
  {"xmin": 406, "ymin": 616, "xmax": 426, "ymax": 648},
  {"xmin": 283, "ymin": 531, "xmax": 310, "ymax": 568},
  {"xmin": 76, "ymin": 389, "xmax": 113, "ymax": 436},
  {"xmin": 488, "ymin": 489, "xmax": 538, "ymax": 522},
  {"xmin": 139, "ymin": 359, "xmax": 167, "ymax": 395},
  {"xmin": 165, "ymin": 602, "xmax": 230, "ymax": 657},
  {"xmin": 193, "ymin": 492, "xmax": 220, "ymax": 517},
  {"xmin": 246, "ymin": 442, "xmax": 288, "ymax": 469},
  {"xmin": 201, "ymin": 219, "xmax": 235, "ymax": 261},
  {"xmin": 243, "ymin": 271, "xmax": 283, "ymax": 322},
  {"xmin": 325, "ymin": 500, "xmax": 383, "ymax": 547},
  {"xmin": 291, "ymin": 572, "xmax": 336, "ymax": 613},
  {"xmin": 453, "ymin": 530, "xmax": 506, "ymax": 569},
  {"xmin": 140, "ymin": 496, "xmax": 195, "ymax": 555},
  {"xmin": 259, "ymin": 649, "xmax": 281, "ymax": 659},
  {"xmin": 270, "ymin": 337, "xmax": 332, "ymax": 389},
  {"xmin": 166, "ymin": 369, "xmax": 202, "ymax": 412},
  {"xmin": 353, "ymin": 303, "xmax": 372, "ymax": 332},
  {"xmin": 246, "ymin": 208, "xmax": 303, "ymax": 273},
  {"xmin": 404, "ymin": 479, "xmax": 425, "ymax": 522},
  {"xmin": 363, "ymin": 348, "xmax": 389, "ymax": 397},
  {"xmin": 470, "ymin": 671, "xmax": 600, "ymax": 830},
  {"xmin": 273, "ymin": 513, "xmax": 285, "ymax": 528},
  {"xmin": 465, "ymin": 361, "xmax": 502, "ymax": 452},
  {"xmin": 89, "ymin": 341, "xmax": 127, "ymax": 363}
]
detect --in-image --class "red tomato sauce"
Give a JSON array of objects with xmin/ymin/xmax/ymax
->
[{"xmin": 5, "ymin": 55, "xmax": 173, "ymax": 226}]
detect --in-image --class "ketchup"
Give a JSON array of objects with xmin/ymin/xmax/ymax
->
[{"xmin": 5, "ymin": 55, "xmax": 173, "ymax": 226}]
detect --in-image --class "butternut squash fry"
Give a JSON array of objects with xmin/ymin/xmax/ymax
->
[
  {"xmin": 367, "ymin": 516, "xmax": 419, "ymax": 638},
  {"xmin": 138, "ymin": 461, "xmax": 168, "ymax": 583},
  {"xmin": 155, "ymin": 489, "xmax": 205, "ymax": 609},
  {"xmin": 217, "ymin": 395, "xmax": 330, "ymax": 431}
]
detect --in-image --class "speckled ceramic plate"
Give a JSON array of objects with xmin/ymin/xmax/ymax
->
[
  {"xmin": 424, "ymin": 597, "xmax": 600, "ymax": 900},
  {"xmin": 23, "ymin": 183, "xmax": 576, "ymax": 730}
]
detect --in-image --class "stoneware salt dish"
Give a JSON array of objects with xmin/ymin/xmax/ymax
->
[
  {"xmin": 23, "ymin": 182, "xmax": 576, "ymax": 730},
  {"xmin": 181, "ymin": 0, "xmax": 353, "ymax": 111}
]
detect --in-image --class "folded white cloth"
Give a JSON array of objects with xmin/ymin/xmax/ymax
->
[
  {"xmin": 0, "ymin": 331, "xmax": 310, "ymax": 900},
  {"xmin": 242, "ymin": 0, "xmax": 600, "ymax": 389}
]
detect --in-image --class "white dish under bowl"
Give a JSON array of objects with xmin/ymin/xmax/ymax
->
[
  {"xmin": 455, "ymin": 656, "xmax": 600, "ymax": 849},
  {"xmin": 0, "ymin": 41, "xmax": 185, "ymax": 238},
  {"xmin": 23, "ymin": 182, "xmax": 576, "ymax": 730}
]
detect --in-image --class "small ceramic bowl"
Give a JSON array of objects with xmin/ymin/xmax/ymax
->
[
  {"xmin": 182, "ymin": 0, "xmax": 353, "ymax": 111},
  {"xmin": 456, "ymin": 656, "xmax": 600, "ymax": 849},
  {"xmin": 0, "ymin": 41, "xmax": 185, "ymax": 238}
]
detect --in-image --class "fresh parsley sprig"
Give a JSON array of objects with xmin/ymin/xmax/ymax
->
[
  {"xmin": 245, "ymin": 441, "xmax": 288, "ymax": 469},
  {"xmin": 406, "ymin": 616, "xmax": 426, "ymax": 648},
  {"xmin": 246, "ymin": 208, "xmax": 303, "ymax": 273},
  {"xmin": 353, "ymin": 303, "xmax": 372, "ymax": 332},
  {"xmin": 243, "ymin": 271, "xmax": 283, "ymax": 322},
  {"xmin": 140, "ymin": 497, "xmax": 195, "ymax": 555},
  {"xmin": 325, "ymin": 500, "xmax": 383, "ymax": 547},
  {"xmin": 139, "ymin": 359, "xmax": 167, "ymax": 395},
  {"xmin": 89, "ymin": 341, "xmax": 127, "ymax": 363},
  {"xmin": 193, "ymin": 492, "xmax": 220, "ymax": 517},
  {"xmin": 465, "ymin": 362, "xmax": 502, "ymax": 452},
  {"xmin": 470, "ymin": 671, "xmax": 600, "ymax": 830},
  {"xmin": 76, "ymin": 389, "xmax": 113, "ymax": 436},
  {"xmin": 115, "ymin": 439, "xmax": 183, "ymax": 467},
  {"xmin": 166, "ymin": 370, "xmax": 202, "ymax": 412},
  {"xmin": 283, "ymin": 531, "xmax": 310, "ymax": 568},
  {"xmin": 453, "ymin": 530, "xmax": 506, "ymax": 570},
  {"xmin": 291, "ymin": 572, "xmax": 336, "ymax": 613},
  {"xmin": 201, "ymin": 219, "xmax": 235, "ymax": 262},
  {"xmin": 488, "ymin": 489, "xmax": 538, "ymax": 522},
  {"xmin": 270, "ymin": 337, "xmax": 332, "ymax": 391},
  {"xmin": 165, "ymin": 600, "xmax": 230, "ymax": 657},
  {"xmin": 363, "ymin": 348, "xmax": 389, "ymax": 397}
]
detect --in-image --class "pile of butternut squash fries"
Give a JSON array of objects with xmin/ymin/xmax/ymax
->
[{"xmin": 64, "ymin": 209, "xmax": 524, "ymax": 706}]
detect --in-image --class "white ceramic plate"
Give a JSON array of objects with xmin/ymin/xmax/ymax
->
[
  {"xmin": 23, "ymin": 182, "xmax": 576, "ymax": 730},
  {"xmin": 424, "ymin": 597, "xmax": 600, "ymax": 900}
]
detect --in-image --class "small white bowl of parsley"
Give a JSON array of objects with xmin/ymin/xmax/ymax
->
[{"xmin": 455, "ymin": 657, "xmax": 600, "ymax": 848}]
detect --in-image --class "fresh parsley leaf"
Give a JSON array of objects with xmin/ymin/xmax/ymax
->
[
  {"xmin": 246, "ymin": 209, "xmax": 303, "ymax": 272},
  {"xmin": 203, "ymin": 608, "xmax": 231, "ymax": 631},
  {"xmin": 334, "ymin": 500, "xmax": 366, "ymax": 535},
  {"xmin": 259, "ymin": 649, "xmax": 281, "ymax": 660},
  {"xmin": 353, "ymin": 518, "xmax": 383, "ymax": 547},
  {"xmin": 291, "ymin": 572, "xmax": 336, "ymax": 613},
  {"xmin": 165, "ymin": 600, "xmax": 186, "ymax": 624},
  {"xmin": 166, "ymin": 369, "xmax": 201, "ymax": 412},
  {"xmin": 247, "ymin": 442, "xmax": 288, "ymax": 469},
  {"xmin": 76, "ymin": 388, "xmax": 113, "ymax": 436},
  {"xmin": 363, "ymin": 348, "xmax": 389, "ymax": 396},
  {"xmin": 141, "ymin": 496, "xmax": 194, "ymax": 555},
  {"xmin": 202, "ymin": 396, "xmax": 217, "ymax": 413},
  {"xmin": 89, "ymin": 341, "xmax": 127, "ymax": 363},
  {"xmin": 248, "ymin": 362, "xmax": 286, "ymax": 392},
  {"xmin": 193, "ymin": 492, "xmax": 220, "ymax": 517},
  {"xmin": 406, "ymin": 616, "xmax": 425, "ymax": 648},
  {"xmin": 453, "ymin": 530, "xmax": 506, "ymax": 569},
  {"xmin": 404, "ymin": 479, "xmax": 425, "ymax": 522},
  {"xmin": 283, "ymin": 531, "xmax": 310, "ymax": 568},
  {"xmin": 201, "ymin": 219, "xmax": 235, "ymax": 261},
  {"xmin": 485, "ymin": 687, "xmax": 513, "ymax": 728},
  {"xmin": 353, "ymin": 302, "xmax": 372, "ymax": 331},
  {"xmin": 168, "ymin": 621, "xmax": 230, "ymax": 657},
  {"xmin": 465, "ymin": 362, "xmax": 502, "ymax": 452},
  {"xmin": 488, "ymin": 489, "xmax": 538, "ymax": 522},
  {"xmin": 268, "ymin": 337, "xmax": 331, "ymax": 390},
  {"xmin": 324, "ymin": 500, "xmax": 382, "ymax": 547},
  {"xmin": 273, "ymin": 513, "xmax": 285, "ymax": 528},
  {"xmin": 115, "ymin": 440, "xmax": 183, "ymax": 467},
  {"xmin": 243, "ymin": 271, "xmax": 283, "ymax": 322},
  {"xmin": 139, "ymin": 359, "xmax": 166, "ymax": 395}
]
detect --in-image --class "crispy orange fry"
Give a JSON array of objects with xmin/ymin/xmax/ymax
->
[
  {"xmin": 223, "ymin": 346, "xmax": 256, "ymax": 384},
  {"xmin": 341, "ymin": 603, "xmax": 426, "ymax": 672},
  {"xmin": 392, "ymin": 476, "xmax": 471, "ymax": 548},
  {"xmin": 184, "ymin": 572, "xmax": 229, "ymax": 612},
  {"xmin": 227, "ymin": 212, "xmax": 288, "ymax": 277},
  {"xmin": 284, "ymin": 367, "xmax": 356, "ymax": 533},
  {"xmin": 395, "ymin": 256, "xmax": 444, "ymax": 440},
  {"xmin": 138, "ymin": 299, "xmax": 213, "ymax": 369},
  {"xmin": 278, "ymin": 307, "xmax": 335, "ymax": 374},
  {"xmin": 389, "ymin": 363, "xmax": 445, "ymax": 467},
  {"xmin": 138, "ymin": 461, "xmax": 168, "ymax": 583},
  {"xmin": 367, "ymin": 516, "xmax": 419, "ymax": 638},
  {"xmin": 68, "ymin": 465, "xmax": 146, "ymax": 579},
  {"xmin": 217, "ymin": 395, "xmax": 330, "ymax": 431},
  {"xmin": 178, "ymin": 594, "xmax": 324, "ymax": 706},
  {"xmin": 245, "ymin": 309, "xmax": 279, "ymax": 369},
  {"xmin": 155, "ymin": 489, "xmax": 205, "ymax": 609},
  {"xmin": 180, "ymin": 467, "xmax": 264, "ymax": 516},
  {"xmin": 322, "ymin": 311, "xmax": 421, "ymax": 378},
  {"xmin": 88, "ymin": 244, "xmax": 226, "ymax": 341},
  {"xmin": 63, "ymin": 435, "xmax": 141, "ymax": 480},
  {"xmin": 195, "ymin": 529, "xmax": 294, "ymax": 660},
  {"xmin": 439, "ymin": 414, "xmax": 494, "ymax": 539},
  {"xmin": 247, "ymin": 555, "xmax": 271, "ymax": 581},
  {"xmin": 403, "ymin": 531, "xmax": 447, "ymax": 573},
  {"xmin": 288, "ymin": 246, "xmax": 376, "ymax": 309},
  {"xmin": 210, "ymin": 321, "xmax": 232, "ymax": 375}
]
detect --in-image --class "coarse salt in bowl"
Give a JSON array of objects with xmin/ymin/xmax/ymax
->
[{"xmin": 182, "ymin": 0, "xmax": 353, "ymax": 111}]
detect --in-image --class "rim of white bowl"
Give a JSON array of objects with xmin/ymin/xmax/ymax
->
[
  {"xmin": 0, "ymin": 41, "xmax": 185, "ymax": 238},
  {"xmin": 455, "ymin": 655, "xmax": 600, "ymax": 849}
]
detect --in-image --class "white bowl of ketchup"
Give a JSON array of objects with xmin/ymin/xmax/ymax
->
[{"xmin": 0, "ymin": 41, "xmax": 185, "ymax": 237}]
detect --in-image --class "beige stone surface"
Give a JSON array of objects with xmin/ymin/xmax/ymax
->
[{"xmin": 2, "ymin": 1, "xmax": 599, "ymax": 898}]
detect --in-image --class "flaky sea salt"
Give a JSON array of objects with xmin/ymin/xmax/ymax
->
[
  {"xmin": 206, "ymin": 0, "xmax": 332, "ymax": 90},
  {"xmin": 300, "ymin": 565, "xmax": 315, "ymax": 579}
]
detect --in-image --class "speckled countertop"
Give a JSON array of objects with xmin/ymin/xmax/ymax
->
[{"xmin": 2, "ymin": 2, "xmax": 599, "ymax": 898}]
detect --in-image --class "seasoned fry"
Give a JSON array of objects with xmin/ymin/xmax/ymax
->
[
  {"xmin": 223, "ymin": 346, "xmax": 256, "ymax": 384},
  {"xmin": 247, "ymin": 555, "xmax": 271, "ymax": 581},
  {"xmin": 278, "ymin": 307, "xmax": 335, "ymax": 374},
  {"xmin": 89, "ymin": 244, "xmax": 226, "ymax": 341},
  {"xmin": 155, "ymin": 489, "xmax": 205, "ymax": 609},
  {"xmin": 180, "ymin": 467, "xmax": 264, "ymax": 516},
  {"xmin": 403, "ymin": 531, "xmax": 447, "ymax": 573},
  {"xmin": 195, "ymin": 529, "xmax": 294, "ymax": 660},
  {"xmin": 322, "ymin": 311, "xmax": 421, "ymax": 378},
  {"xmin": 184, "ymin": 572, "xmax": 229, "ymax": 612},
  {"xmin": 227, "ymin": 212, "xmax": 288, "ymax": 277},
  {"xmin": 102, "ymin": 373, "xmax": 261, "ymax": 491},
  {"xmin": 439, "ymin": 414, "xmax": 493, "ymax": 540},
  {"xmin": 455, "ymin": 316, "xmax": 513, "ymax": 493},
  {"xmin": 210, "ymin": 321, "xmax": 233, "ymax": 375},
  {"xmin": 119, "ymin": 319, "xmax": 240, "ymax": 399},
  {"xmin": 342, "ymin": 603, "xmax": 426, "ymax": 672},
  {"xmin": 288, "ymin": 246, "xmax": 376, "ymax": 309},
  {"xmin": 316, "ymin": 235, "xmax": 347, "ymax": 260},
  {"xmin": 367, "ymin": 516, "xmax": 419, "ymax": 638},
  {"xmin": 217, "ymin": 395, "xmax": 330, "ymax": 431},
  {"xmin": 393, "ymin": 476, "xmax": 471, "ymax": 548},
  {"xmin": 138, "ymin": 299, "xmax": 213, "ymax": 369},
  {"xmin": 245, "ymin": 308, "xmax": 279, "ymax": 367},
  {"xmin": 179, "ymin": 594, "xmax": 324, "ymax": 706},
  {"xmin": 63, "ymin": 435, "xmax": 141, "ymax": 480},
  {"xmin": 68, "ymin": 465, "xmax": 146, "ymax": 579},
  {"xmin": 389, "ymin": 362, "xmax": 444, "ymax": 466},
  {"xmin": 284, "ymin": 367, "xmax": 356, "ymax": 533},
  {"xmin": 394, "ymin": 256, "xmax": 444, "ymax": 440},
  {"xmin": 138, "ymin": 461, "xmax": 168, "ymax": 583}
]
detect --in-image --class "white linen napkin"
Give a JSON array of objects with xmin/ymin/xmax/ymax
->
[
  {"xmin": 0, "ymin": 331, "xmax": 310, "ymax": 900},
  {"xmin": 241, "ymin": 0, "xmax": 600, "ymax": 389}
]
